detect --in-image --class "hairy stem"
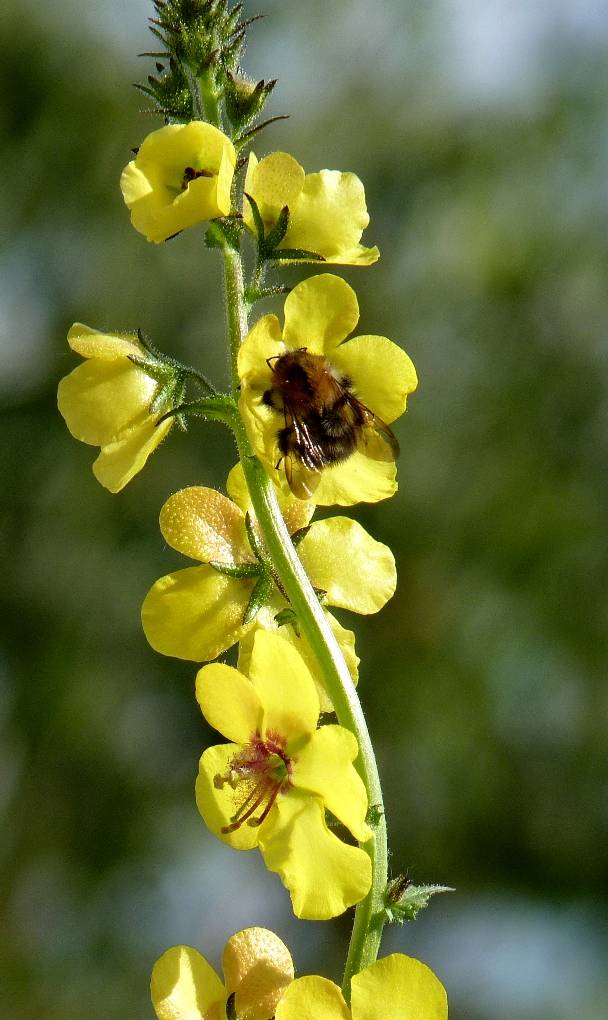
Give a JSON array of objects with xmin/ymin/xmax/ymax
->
[{"xmin": 222, "ymin": 245, "xmax": 388, "ymax": 998}]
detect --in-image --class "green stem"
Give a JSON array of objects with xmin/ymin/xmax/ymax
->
[{"xmin": 222, "ymin": 245, "xmax": 388, "ymax": 1000}]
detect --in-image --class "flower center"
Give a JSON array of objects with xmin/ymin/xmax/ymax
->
[
  {"xmin": 214, "ymin": 731, "xmax": 293, "ymax": 834},
  {"xmin": 182, "ymin": 166, "xmax": 214, "ymax": 190}
]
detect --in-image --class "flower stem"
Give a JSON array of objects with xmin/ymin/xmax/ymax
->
[{"xmin": 221, "ymin": 245, "xmax": 388, "ymax": 1000}]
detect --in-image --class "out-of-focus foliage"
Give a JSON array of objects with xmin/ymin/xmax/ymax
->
[{"xmin": 1, "ymin": 2, "xmax": 607, "ymax": 1019}]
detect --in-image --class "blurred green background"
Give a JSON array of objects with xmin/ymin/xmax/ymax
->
[{"xmin": 1, "ymin": 1, "xmax": 607, "ymax": 1017}]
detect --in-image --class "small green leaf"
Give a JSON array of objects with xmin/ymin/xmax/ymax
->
[
  {"xmin": 244, "ymin": 192, "xmax": 265, "ymax": 243},
  {"xmin": 366, "ymin": 803, "xmax": 384, "ymax": 827},
  {"xmin": 274, "ymin": 607, "xmax": 300, "ymax": 636},
  {"xmin": 290, "ymin": 526, "xmax": 311, "ymax": 547},
  {"xmin": 264, "ymin": 204, "xmax": 290, "ymax": 252},
  {"xmin": 156, "ymin": 394, "xmax": 238, "ymax": 428},
  {"xmin": 205, "ymin": 217, "xmax": 244, "ymax": 252},
  {"xmin": 385, "ymin": 880, "xmax": 454, "ymax": 924},
  {"xmin": 244, "ymin": 512, "xmax": 268, "ymax": 565},
  {"xmin": 243, "ymin": 571, "xmax": 273, "ymax": 625},
  {"xmin": 271, "ymin": 247, "xmax": 326, "ymax": 263},
  {"xmin": 209, "ymin": 561, "xmax": 262, "ymax": 579}
]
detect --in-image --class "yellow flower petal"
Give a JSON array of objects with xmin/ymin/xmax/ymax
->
[
  {"xmin": 294, "ymin": 725, "xmax": 371, "ymax": 843},
  {"xmin": 259, "ymin": 791, "xmax": 372, "ymax": 919},
  {"xmin": 238, "ymin": 607, "xmax": 359, "ymax": 715},
  {"xmin": 196, "ymin": 744, "xmax": 260, "ymax": 851},
  {"xmin": 331, "ymin": 335, "xmax": 418, "ymax": 424},
  {"xmin": 351, "ymin": 954, "xmax": 448, "ymax": 1020},
  {"xmin": 243, "ymin": 154, "xmax": 378, "ymax": 266},
  {"xmin": 159, "ymin": 487, "xmax": 250, "ymax": 565},
  {"xmin": 237, "ymin": 313, "xmax": 284, "ymax": 386},
  {"xmin": 244, "ymin": 152, "xmax": 305, "ymax": 229},
  {"xmin": 275, "ymin": 976, "xmax": 350, "ymax": 1020},
  {"xmin": 151, "ymin": 945, "xmax": 225, "ymax": 1020},
  {"xmin": 222, "ymin": 927, "xmax": 294, "ymax": 1020},
  {"xmin": 57, "ymin": 358, "xmax": 157, "ymax": 447},
  {"xmin": 121, "ymin": 122, "xmax": 236, "ymax": 243},
  {"xmin": 92, "ymin": 415, "xmax": 173, "ymax": 493},
  {"xmin": 282, "ymin": 275, "xmax": 359, "ymax": 353},
  {"xmin": 141, "ymin": 565, "xmax": 252, "ymax": 661},
  {"xmin": 226, "ymin": 462, "xmax": 314, "ymax": 534},
  {"xmin": 298, "ymin": 518, "xmax": 396, "ymax": 614},
  {"xmin": 247, "ymin": 631, "xmax": 319, "ymax": 742},
  {"xmin": 285, "ymin": 170, "xmax": 377, "ymax": 265},
  {"xmin": 66, "ymin": 322, "xmax": 141, "ymax": 360},
  {"xmin": 309, "ymin": 451, "xmax": 398, "ymax": 507},
  {"xmin": 195, "ymin": 662, "xmax": 262, "ymax": 744}
]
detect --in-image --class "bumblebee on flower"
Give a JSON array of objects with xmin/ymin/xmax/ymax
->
[{"xmin": 238, "ymin": 274, "xmax": 418, "ymax": 505}]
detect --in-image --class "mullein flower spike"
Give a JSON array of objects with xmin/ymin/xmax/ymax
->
[{"xmin": 195, "ymin": 630, "xmax": 372, "ymax": 919}]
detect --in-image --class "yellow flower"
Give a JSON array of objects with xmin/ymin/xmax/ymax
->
[
  {"xmin": 243, "ymin": 152, "xmax": 379, "ymax": 265},
  {"xmin": 57, "ymin": 323, "xmax": 174, "ymax": 492},
  {"xmin": 238, "ymin": 274, "xmax": 418, "ymax": 506},
  {"xmin": 275, "ymin": 954, "xmax": 448, "ymax": 1020},
  {"xmin": 141, "ymin": 464, "xmax": 396, "ymax": 710},
  {"xmin": 195, "ymin": 630, "xmax": 372, "ymax": 920},
  {"xmin": 151, "ymin": 927, "xmax": 294, "ymax": 1020},
  {"xmin": 120, "ymin": 121, "xmax": 236, "ymax": 243}
]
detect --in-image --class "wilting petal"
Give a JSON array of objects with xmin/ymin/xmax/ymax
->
[
  {"xmin": 298, "ymin": 518, "xmax": 396, "ymax": 614},
  {"xmin": 275, "ymin": 976, "xmax": 350, "ymax": 1020},
  {"xmin": 222, "ymin": 927, "xmax": 294, "ymax": 1020},
  {"xmin": 141, "ymin": 565, "xmax": 252, "ymax": 661},
  {"xmin": 247, "ymin": 630, "xmax": 319, "ymax": 742},
  {"xmin": 196, "ymin": 662, "xmax": 263, "ymax": 744},
  {"xmin": 159, "ymin": 486, "xmax": 250, "ymax": 564},
  {"xmin": 294, "ymin": 725, "xmax": 370, "ymax": 843},
  {"xmin": 351, "ymin": 954, "xmax": 448, "ymax": 1020},
  {"xmin": 151, "ymin": 945, "xmax": 225, "ymax": 1020},
  {"xmin": 196, "ymin": 743, "xmax": 260, "ymax": 851},
  {"xmin": 282, "ymin": 275, "xmax": 359, "ymax": 353},
  {"xmin": 331, "ymin": 335, "xmax": 418, "ymax": 424},
  {"xmin": 259, "ymin": 791, "xmax": 371, "ymax": 919}
]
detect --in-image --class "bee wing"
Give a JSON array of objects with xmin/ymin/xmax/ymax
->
[
  {"xmin": 283, "ymin": 453, "xmax": 321, "ymax": 499},
  {"xmin": 281, "ymin": 406, "xmax": 323, "ymax": 499},
  {"xmin": 355, "ymin": 402, "xmax": 400, "ymax": 462}
]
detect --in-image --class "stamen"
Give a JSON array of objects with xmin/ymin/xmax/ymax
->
[
  {"xmin": 214, "ymin": 733, "xmax": 293, "ymax": 835},
  {"xmin": 248, "ymin": 782, "xmax": 281, "ymax": 828}
]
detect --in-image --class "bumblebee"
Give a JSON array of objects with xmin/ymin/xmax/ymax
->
[{"xmin": 262, "ymin": 348, "xmax": 399, "ymax": 499}]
